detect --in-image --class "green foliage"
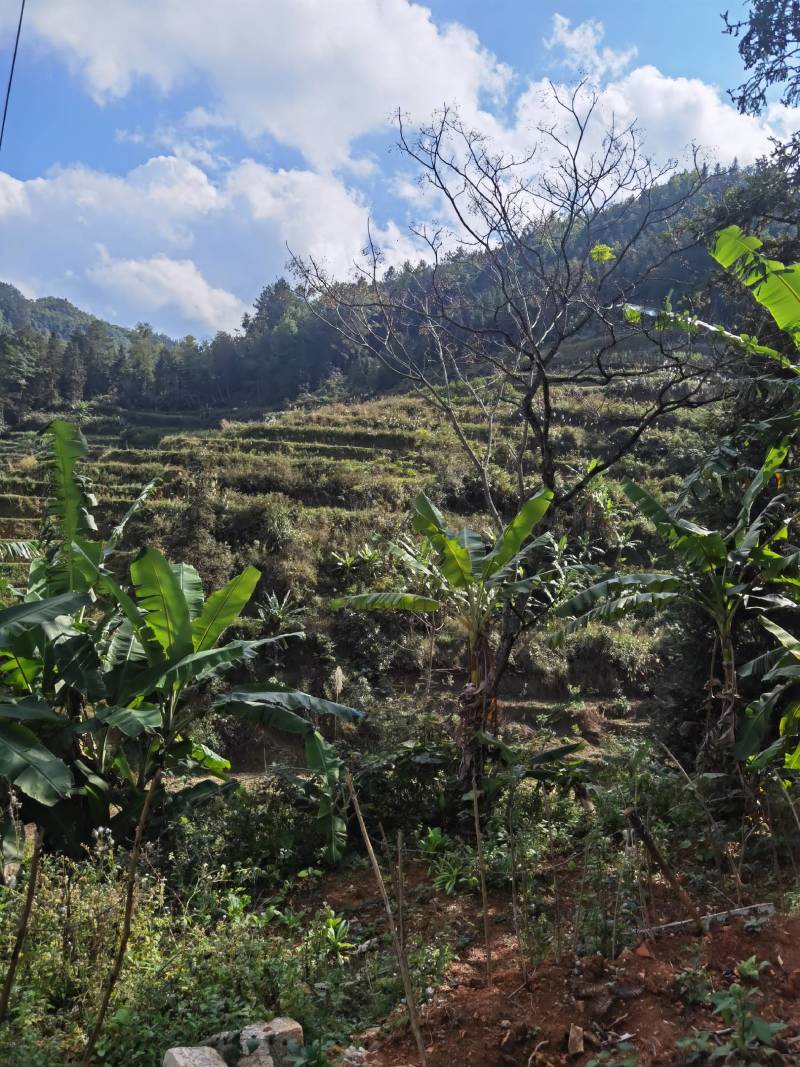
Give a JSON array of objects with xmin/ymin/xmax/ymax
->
[
  {"xmin": 335, "ymin": 489, "xmax": 554, "ymax": 688},
  {"xmin": 556, "ymin": 440, "xmax": 799, "ymax": 753},
  {"xmin": 678, "ymin": 981, "xmax": 784, "ymax": 1062},
  {"xmin": 711, "ymin": 225, "xmax": 800, "ymax": 346},
  {"xmin": 674, "ymin": 965, "xmax": 713, "ymax": 1006},
  {"xmin": 0, "ymin": 423, "xmax": 363, "ymax": 855}
]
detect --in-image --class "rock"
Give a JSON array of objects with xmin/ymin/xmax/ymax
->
[
  {"xmin": 163, "ymin": 1050, "xmax": 227, "ymax": 1067},
  {"xmin": 567, "ymin": 1024, "xmax": 584, "ymax": 1056},
  {"xmin": 339, "ymin": 1047, "xmax": 369, "ymax": 1066},
  {"xmin": 239, "ymin": 1050, "xmax": 275, "ymax": 1067},
  {"xmin": 239, "ymin": 1018, "xmax": 304, "ymax": 1067},
  {"xmin": 205, "ymin": 1029, "xmax": 243, "ymax": 1063}
]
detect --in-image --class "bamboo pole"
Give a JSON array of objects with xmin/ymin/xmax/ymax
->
[
  {"xmin": 346, "ymin": 771, "xmax": 428, "ymax": 1067},
  {"xmin": 472, "ymin": 776, "xmax": 492, "ymax": 985}
]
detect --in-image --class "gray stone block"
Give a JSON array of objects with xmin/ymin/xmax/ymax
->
[
  {"xmin": 240, "ymin": 1018, "xmax": 304, "ymax": 1067},
  {"xmin": 163, "ymin": 1049, "xmax": 228, "ymax": 1067}
]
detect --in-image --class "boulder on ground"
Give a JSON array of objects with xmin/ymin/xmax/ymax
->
[
  {"xmin": 163, "ymin": 1049, "xmax": 227, "ymax": 1067},
  {"xmin": 240, "ymin": 1018, "xmax": 304, "ymax": 1066}
]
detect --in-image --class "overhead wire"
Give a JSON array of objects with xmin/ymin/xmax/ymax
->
[{"xmin": 0, "ymin": 0, "xmax": 26, "ymax": 156}]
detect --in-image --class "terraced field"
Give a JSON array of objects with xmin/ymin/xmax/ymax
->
[{"xmin": 0, "ymin": 387, "xmax": 718, "ymax": 602}]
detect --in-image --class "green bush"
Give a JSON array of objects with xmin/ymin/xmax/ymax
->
[{"xmin": 565, "ymin": 623, "xmax": 660, "ymax": 696}]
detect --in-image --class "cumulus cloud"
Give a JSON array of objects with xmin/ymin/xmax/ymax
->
[
  {"xmin": 12, "ymin": 0, "xmax": 511, "ymax": 170},
  {"xmin": 0, "ymin": 6, "xmax": 797, "ymax": 338},
  {"xmin": 544, "ymin": 14, "xmax": 637, "ymax": 79},
  {"xmin": 0, "ymin": 156, "xmax": 417, "ymax": 336},
  {"xmin": 517, "ymin": 16, "xmax": 798, "ymax": 169},
  {"xmin": 87, "ymin": 250, "xmax": 249, "ymax": 334}
]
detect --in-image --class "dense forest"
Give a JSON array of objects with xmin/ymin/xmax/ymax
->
[
  {"xmin": 2, "ymin": 4, "xmax": 800, "ymax": 1067},
  {"xmin": 0, "ymin": 165, "xmax": 752, "ymax": 423}
]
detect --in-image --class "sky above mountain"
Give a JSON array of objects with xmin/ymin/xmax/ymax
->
[{"xmin": 0, "ymin": 1, "xmax": 796, "ymax": 338}]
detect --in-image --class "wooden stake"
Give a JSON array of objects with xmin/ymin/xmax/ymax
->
[
  {"xmin": 472, "ymin": 776, "xmax": 492, "ymax": 986},
  {"xmin": 397, "ymin": 830, "xmax": 405, "ymax": 953},
  {"xmin": 0, "ymin": 825, "xmax": 42, "ymax": 1023},
  {"xmin": 624, "ymin": 807, "xmax": 703, "ymax": 935},
  {"xmin": 82, "ymin": 771, "xmax": 162, "ymax": 1066},
  {"xmin": 346, "ymin": 771, "xmax": 428, "ymax": 1067}
]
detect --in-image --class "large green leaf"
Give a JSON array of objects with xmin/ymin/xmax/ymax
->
[
  {"xmin": 115, "ymin": 637, "xmax": 286, "ymax": 704},
  {"xmin": 0, "ymin": 699, "xmax": 63, "ymax": 723},
  {"xmin": 554, "ymin": 589, "xmax": 679, "ymax": 639},
  {"xmin": 737, "ymin": 438, "xmax": 790, "ymax": 526},
  {"xmin": 0, "ymin": 721, "xmax": 73, "ymax": 805},
  {"xmin": 217, "ymin": 685, "xmax": 364, "ymax": 727},
  {"xmin": 412, "ymin": 492, "xmax": 450, "ymax": 538},
  {"xmin": 105, "ymin": 478, "xmax": 161, "ymax": 555},
  {"xmin": 186, "ymin": 742, "xmax": 230, "ymax": 777},
  {"xmin": 191, "ymin": 565, "xmax": 260, "ymax": 652},
  {"xmin": 624, "ymin": 482, "xmax": 726, "ymax": 568},
  {"xmin": 94, "ymin": 703, "xmax": 162, "ymax": 737},
  {"xmin": 0, "ymin": 650, "xmax": 42, "ymax": 692},
  {"xmin": 305, "ymin": 730, "xmax": 347, "ymax": 860},
  {"xmin": 43, "ymin": 627, "xmax": 105, "ymax": 700},
  {"xmin": 0, "ymin": 592, "xmax": 90, "ymax": 645},
  {"xmin": 556, "ymin": 573, "xmax": 681, "ymax": 619},
  {"xmin": 711, "ymin": 225, "xmax": 800, "ymax": 343},
  {"xmin": 100, "ymin": 570, "xmax": 163, "ymax": 666},
  {"xmin": 131, "ymin": 548, "xmax": 193, "ymax": 659},
  {"xmin": 42, "ymin": 420, "xmax": 98, "ymax": 592},
  {"xmin": 0, "ymin": 540, "xmax": 41, "ymax": 562},
  {"xmin": 332, "ymin": 590, "xmax": 442, "ymax": 613},
  {"xmin": 434, "ymin": 533, "xmax": 475, "ymax": 588},
  {"xmin": 481, "ymin": 489, "xmax": 553, "ymax": 577},
  {"xmin": 760, "ymin": 616, "xmax": 800, "ymax": 662},
  {"xmin": 171, "ymin": 563, "xmax": 205, "ymax": 621}
]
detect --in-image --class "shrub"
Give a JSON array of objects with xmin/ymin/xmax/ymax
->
[{"xmin": 565, "ymin": 623, "xmax": 660, "ymax": 696}]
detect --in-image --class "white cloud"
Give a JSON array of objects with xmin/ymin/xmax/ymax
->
[
  {"xmin": 14, "ymin": 0, "xmax": 511, "ymax": 170},
  {"xmin": 0, "ymin": 5, "xmax": 797, "ymax": 340},
  {"xmin": 514, "ymin": 16, "xmax": 798, "ymax": 170},
  {"xmin": 0, "ymin": 155, "xmax": 419, "ymax": 336},
  {"xmin": 544, "ymin": 14, "xmax": 637, "ymax": 79},
  {"xmin": 87, "ymin": 250, "xmax": 248, "ymax": 333}
]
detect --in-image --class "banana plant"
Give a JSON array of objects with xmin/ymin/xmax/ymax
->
[
  {"xmin": 624, "ymin": 224, "xmax": 800, "ymax": 373},
  {"xmin": 0, "ymin": 422, "xmax": 363, "ymax": 857},
  {"xmin": 711, "ymin": 225, "xmax": 800, "ymax": 348},
  {"xmin": 333, "ymin": 488, "xmax": 553, "ymax": 785},
  {"xmin": 738, "ymin": 617, "xmax": 800, "ymax": 771},
  {"xmin": 555, "ymin": 440, "xmax": 799, "ymax": 758}
]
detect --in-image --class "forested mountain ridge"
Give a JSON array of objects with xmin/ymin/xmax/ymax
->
[
  {"xmin": 0, "ymin": 163, "xmax": 753, "ymax": 426},
  {"xmin": 0, "ymin": 281, "xmax": 134, "ymax": 344}
]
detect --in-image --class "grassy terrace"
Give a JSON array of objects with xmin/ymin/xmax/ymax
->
[{"xmin": 0, "ymin": 386, "xmax": 717, "ymax": 604}]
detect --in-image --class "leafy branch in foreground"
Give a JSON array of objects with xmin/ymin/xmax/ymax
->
[
  {"xmin": 0, "ymin": 422, "xmax": 362, "ymax": 858},
  {"xmin": 555, "ymin": 440, "xmax": 799, "ymax": 762},
  {"xmin": 334, "ymin": 488, "xmax": 554, "ymax": 787}
]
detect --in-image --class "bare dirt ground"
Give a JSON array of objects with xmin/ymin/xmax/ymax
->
[{"xmin": 294, "ymin": 862, "xmax": 800, "ymax": 1066}]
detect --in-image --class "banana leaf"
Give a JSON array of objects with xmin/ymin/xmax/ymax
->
[
  {"xmin": 332, "ymin": 590, "xmax": 441, "ymax": 612},
  {"xmin": 0, "ymin": 721, "xmax": 73, "ymax": 805},
  {"xmin": 131, "ymin": 547, "xmax": 193, "ymax": 660},
  {"xmin": 191, "ymin": 564, "xmax": 260, "ymax": 651}
]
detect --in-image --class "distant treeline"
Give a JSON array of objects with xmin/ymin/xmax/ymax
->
[{"xmin": 0, "ymin": 163, "xmax": 769, "ymax": 423}]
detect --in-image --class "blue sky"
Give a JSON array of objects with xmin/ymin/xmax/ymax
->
[{"xmin": 0, "ymin": 1, "xmax": 795, "ymax": 337}]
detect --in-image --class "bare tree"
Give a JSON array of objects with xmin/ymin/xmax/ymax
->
[{"xmin": 294, "ymin": 81, "xmax": 741, "ymax": 698}]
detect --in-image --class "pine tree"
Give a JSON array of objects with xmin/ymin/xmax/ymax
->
[
  {"xmin": 59, "ymin": 334, "xmax": 88, "ymax": 403},
  {"xmin": 27, "ymin": 333, "xmax": 61, "ymax": 409}
]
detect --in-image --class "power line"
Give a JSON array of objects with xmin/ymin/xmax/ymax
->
[{"xmin": 0, "ymin": 0, "xmax": 26, "ymax": 156}]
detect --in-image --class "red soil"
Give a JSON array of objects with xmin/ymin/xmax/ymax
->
[{"xmin": 304, "ymin": 864, "xmax": 800, "ymax": 1066}]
